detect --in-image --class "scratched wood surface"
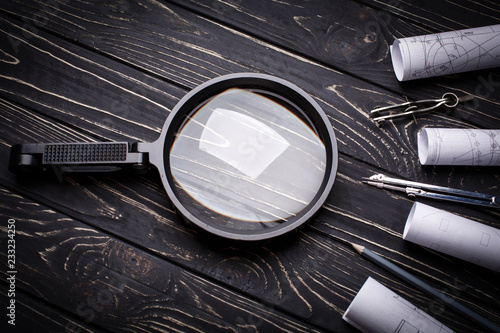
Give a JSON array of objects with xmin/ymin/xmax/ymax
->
[{"xmin": 0, "ymin": 0, "xmax": 499, "ymax": 332}]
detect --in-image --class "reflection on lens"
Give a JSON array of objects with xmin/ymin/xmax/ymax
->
[{"xmin": 169, "ymin": 88, "xmax": 326, "ymax": 231}]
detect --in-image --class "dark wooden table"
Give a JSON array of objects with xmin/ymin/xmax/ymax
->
[{"xmin": 1, "ymin": 1, "xmax": 499, "ymax": 332}]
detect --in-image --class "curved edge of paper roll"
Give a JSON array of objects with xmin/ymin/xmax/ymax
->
[
  {"xmin": 343, "ymin": 276, "xmax": 454, "ymax": 333},
  {"xmin": 417, "ymin": 128, "xmax": 430, "ymax": 165},
  {"xmin": 390, "ymin": 40, "xmax": 405, "ymax": 81},
  {"xmin": 403, "ymin": 201, "xmax": 419, "ymax": 240},
  {"xmin": 342, "ymin": 277, "xmax": 376, "ymax": 333}
]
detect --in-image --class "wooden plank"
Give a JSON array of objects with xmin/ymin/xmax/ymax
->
[
  {"xmin": 0, "ymin": 185, "xmax": 330, "ymax": 332},
  {"xmin": 0, "ymin": 286, "xmax": 104, "ymax": 333},
  {"xmin": 0, "ymin": 14, "xmax": 179, "ymax": 144},
  {"xmin": 359, "ymin": 0, "xmax": 500, "ymax": 32}
]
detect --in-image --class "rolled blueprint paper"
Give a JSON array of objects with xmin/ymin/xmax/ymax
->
[
  {"xmin": 418, "ymin": 128, "xmax": 500, "ymax": 166},
  {"xmin": 391, "ymin": 24, "xmax": 500, "ymax": 81},
  {"xmin": 343, "ymin": 277, "xmax": 454, "ymax": 333},
  {"xmin": 404, "ymin": 202, "xmax": 500, "ymax": 272}
]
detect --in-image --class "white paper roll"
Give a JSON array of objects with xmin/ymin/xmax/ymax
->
[
  {"xmin": 343, "ymin": 277, "xmax": 454, "ymax": 333},
  {"xmin": 418, "ymin": 128, "xmax": 500, "ymax": 166},
  {"xmin": 403, "ymin": 202, "xmax": 500, "ymax": 272},
  {"xmin": 391, "ymin": 25, "xmax": 500, "ymax": 81}
]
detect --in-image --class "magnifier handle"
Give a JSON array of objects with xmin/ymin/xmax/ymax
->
[{"xmin": 9, "ymin": 142, "xmax": 148, "ymax": 175}]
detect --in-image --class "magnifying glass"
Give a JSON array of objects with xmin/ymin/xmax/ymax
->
[{"xmin": 9, "ymin": 73, "xmax": 338, "ymax": 241}]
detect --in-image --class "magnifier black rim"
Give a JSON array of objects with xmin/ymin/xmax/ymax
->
[{"xmin": 157, "ymin": 73, "xmax": 338, "ymax": 241}]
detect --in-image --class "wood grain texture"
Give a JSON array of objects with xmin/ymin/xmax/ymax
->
[
  {"xmin": 0, "ymin": 96, "xmax": 498, "ymax": 331},
  {"xmin": 0, "ymin": 0, "xmax": 499, "ymax": 332},
  {"xmin": 0, "ymin": 285, "xmax": 104, "ymax": 333},
  {"xmin": 361, "ymin": 0, "xmax": 500, "ymax": 32},
  {"xmin": 0, "ymin": 186, "xmax": 330, "ymax": 332},
  {"xmin": 1, "ymin": 2, "xmax": 499, "ymax": 176},
  {"xmin": 168, "ymin": 0, "xmax": 500, "ymax": 113}
]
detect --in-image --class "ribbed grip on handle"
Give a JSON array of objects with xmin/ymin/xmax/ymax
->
[
  {"xmin": 9, "ymin": 142, "xmax": 148, "ymax": 174},
  {"xmin": 43, "ymin": 143, "xmax": 128, "ymax": 164}
]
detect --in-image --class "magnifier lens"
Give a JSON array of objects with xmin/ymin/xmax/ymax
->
[
  {"xmin": 169, "ymin": 88, "xmax": 327, "ymax": 232},
  {"xmin": 7, "ymin": 73, "xmax": 335, "ymax": 241}
]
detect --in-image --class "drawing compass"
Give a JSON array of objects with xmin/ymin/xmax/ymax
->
[{"xmin": 363, "ymin": 174, "xmax": 499, "ymax": 208}]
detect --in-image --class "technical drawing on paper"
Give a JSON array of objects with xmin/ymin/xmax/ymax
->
[
  {"xmin": 418, "ymin": 128, "xmax": 500, "ymax": 166},
  {"xmin": 450, "ymin": 129, "xmax": 500, "ymax": 165},
  {"xmin": 403, "ymin": 202, "xmax": 500, "ymax": 272},
  {"xmin": 392, "ymin": 295, "xmax": 453, "ymax": 333},
  {"xmin": 392, "ymin": 25, "xmax": 500, "ymax": 81},
  {"xmin": 343, "ymin": 277, "xmax": 455, "ymax": 333},
  {"xmin": 414, "ymin": 25, "xmax": 500, "ymax": 78}
]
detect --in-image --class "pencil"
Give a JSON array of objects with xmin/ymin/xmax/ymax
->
[{"xmin": 352, "ymin": 243, "xmax": 500, "ymax": 333}]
